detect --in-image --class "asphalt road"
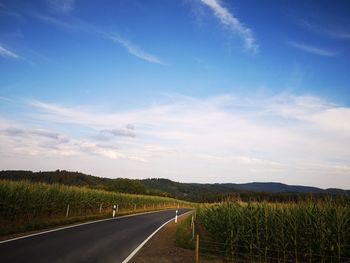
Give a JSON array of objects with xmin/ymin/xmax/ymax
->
[{"xmin": 0, "ymin": 208, "xmax": 191, "ymax": 263}]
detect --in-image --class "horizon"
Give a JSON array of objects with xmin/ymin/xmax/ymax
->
[
  {"xmin": 1, "ymin": 0, "xmax": 350, "ymax": 189},
  {"xmin": 1, "ymin": 169, "xmax": 349, "ymax": 191}
]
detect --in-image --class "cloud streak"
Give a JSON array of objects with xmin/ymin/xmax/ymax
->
[
  {"xmin": 110, "ymin": 36, "xmax": 165, "ymax": 65},
  {"xmin": 295, "ymin": 18, "xmax": 350, "ymax": 40},
  {"xmin": 46, "ymin": 0, "xmax": 75, "ymax": 13},
  {"xmin": 100, "ymin": 126, "xmax": 136, "ymax": 138},
  {"xmin": 0, "ymin": 44, "xmax": 20, "ymax": 59},
  {"xmin": 287, "ymin": 41, "xmax": 337, "ymax": 57},
  {"xmin": 199, "ymin": 0, "xmax": 258, "ymax": 52},
  {"xmin": 3, "ymin": 127, "xmax": 69, "ymax": 143},
  {"xmin": 31, "ymin": 13, "xmax": 165, "ymax": 65}
]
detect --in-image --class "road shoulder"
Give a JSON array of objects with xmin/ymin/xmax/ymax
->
[{"xmin": 131, "ymin": 213, "xmax": 195, "ymax": 263}]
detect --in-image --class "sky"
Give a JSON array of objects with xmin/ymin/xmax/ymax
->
[{"xmin": 0, "ymin": 0, "xmax": 350, "ymax": 189}]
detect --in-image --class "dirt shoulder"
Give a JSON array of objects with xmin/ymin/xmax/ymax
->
[{"xmin": 131, "ymin": 213, "xmax": 224, "ymax": 263}]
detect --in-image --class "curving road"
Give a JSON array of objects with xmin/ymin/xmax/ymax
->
[{"xmin": 0, "ymin": 208, "xmax": 191, "ymax": 263}]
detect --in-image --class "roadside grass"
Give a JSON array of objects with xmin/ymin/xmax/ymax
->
[
  {"xmin": 0, "ymin": 179, "xmax": 193, "ymax": 239},
  {"xmin": 175, "ymin": 213, "xmax": 195, "ymax": 250}
]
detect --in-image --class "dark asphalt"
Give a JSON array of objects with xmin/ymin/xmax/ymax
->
[{"xmin": 0, "ymin": 208, "xmax": 191, "ymax": 263}]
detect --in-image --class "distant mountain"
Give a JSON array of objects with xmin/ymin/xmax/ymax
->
[
  {"xmin": 141, "ymin": 179, "xmax": 349, "ymax": 200},
  {"xmin": 0, "ymin": 170, "xmax": 348, "ymax": 202},
  {"xmin": 218, "ymin": 182, "xmax": 348, "ymax": 194}
]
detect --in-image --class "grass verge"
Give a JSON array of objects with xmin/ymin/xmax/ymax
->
[{"xmin": 175, "ymin": 213, "xmax": 195, "ymax": 250}]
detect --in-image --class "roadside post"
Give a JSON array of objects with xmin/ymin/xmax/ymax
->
[
  {"xmin": 175, "ymin": 210, "xmax": 178, "ymax": 223},
  {"xmin": 66, "ymin": 204, "xmax": 70, "ymax": 217},
  {"xmin": 191, "ymin": 215, "xmax": 194, "ymax": 239},
  {"xmin": 196, "ymin": 234, "xmax": 199, "ymax": 263},
  {"xmin": 112, "ymin": 204, "xmax": 116, "ymax": 218}
]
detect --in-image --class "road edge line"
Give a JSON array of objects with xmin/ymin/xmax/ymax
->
[
  {"xmin": 0, "ymin": 208, "xmax": 187, "ymax": 244},
  {"xmin": 121, "ymin": 210, "xmax": 193, "ymax": 263}
]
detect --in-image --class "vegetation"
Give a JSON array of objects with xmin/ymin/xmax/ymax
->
[
  {"xmin": 1, "ymin": 170, "xmax": 348, "ymax": 203},
  {"xmin": 175, "ymin": 213, "xmax": 195, "ymax": 250},
  {"xmin": 0, "ymin": 180, "xmax": 192, "ymax": 236},
  {"xmin": 0, "ymin": 170, "xmax": 162, "ymax": 196},
  {"xmin": 197, "ymin": 199, "xmax": 350, "ymax": 262}
]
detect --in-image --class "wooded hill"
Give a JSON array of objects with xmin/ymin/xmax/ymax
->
[{"xmin": 1, "ymin": 170, "xmax": 348, "ymax": 202}]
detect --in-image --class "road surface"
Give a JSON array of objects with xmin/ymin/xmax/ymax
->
[{"xmin": 0, "ymin": 208, "xmax": 191, "ymax": 263}]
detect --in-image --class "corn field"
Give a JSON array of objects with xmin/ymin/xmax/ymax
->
[
  {"xmin": 197, "ymin": 199, "xmax": 350, "ymax": 263},
  {"xmin": 0, "ymin": 180, "xmax": 191, "ymax": 235}
]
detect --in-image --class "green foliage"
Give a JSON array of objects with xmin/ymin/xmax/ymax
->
[
  {"xmin": 175, "ymin": 214, "xmax": 195, "ymax": 250},
  {"xmin": 1, "ymin": 170, "xmax": 349, "ymax": 203},
  {"xmin": 0, "ymin": 180, "xmax": 192, "ymax": 236},
  {"xmin": 0, "ymin": 170, "xmax": 167, "ymax": 197},
  {"xmin": 197, "ymin": 199, "xmax": 350, "ymax": 262}
]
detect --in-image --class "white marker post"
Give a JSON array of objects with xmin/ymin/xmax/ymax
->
[
  {"xmin": 175, "ymin": 210, "xmax": 178, "ymax": 223},
  {"xmin": 66, "ymin": 204, "xmax": 70, "ymax": 218},
  {"xmin": 191, "ymin": 215, "xmax": 194, "ymax": 239},
  {"xmin": 112, "ymin": 205, "xmax": 116, "ymax": 218}
]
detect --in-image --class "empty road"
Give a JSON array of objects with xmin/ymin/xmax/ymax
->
[{"xmin": 0, "ymin": 208, "xmax": 191, "ymax": 263}]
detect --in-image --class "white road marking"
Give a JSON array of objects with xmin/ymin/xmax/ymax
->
[
  {"xmin": 121, "ymin": 210, "xmax": 193, "ymax": 263},
  {"xmin": 0, "ymin": 209, "xmax": 188, "ymax": 244}
]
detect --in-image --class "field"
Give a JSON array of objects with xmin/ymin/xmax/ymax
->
[
  {"xmin": 197, "ymin": 199, "xmax": 350, "ymax": 262},
  {"xmin": 0, "ymin": 180, "xmax": 192, "ymax": 236}
]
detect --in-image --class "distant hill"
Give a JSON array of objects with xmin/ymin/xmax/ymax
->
[
  {"xmin": 219, "ymin": 182, "xmax": 345, "ymax": 194},
  {"xmin": 0, "ymin": 170, "xmax": 348, "ymax": 202},
  {"xmin": 141, "ymin": 179, "xmax": 349, "ymax": 201},
  {"xmin": 0, "ymin": 170, "xmax": 165, "ymax": 197}
]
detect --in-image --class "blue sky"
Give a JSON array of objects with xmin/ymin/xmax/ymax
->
[{"xmin": 0, "ymin": 0, "xmax": 350, "ymax": 188}]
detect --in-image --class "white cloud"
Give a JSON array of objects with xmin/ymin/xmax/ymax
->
[
  {"xmin": 0, "ymin": 44, "xmax": 20, "ymax": 59},
  {"xmin": 1, "ymin": 93, "xmax": 350, "ymax": 188},
  {"xmin": 32, "ymin": 13, "xmax": 80, "ymax": 30},
  {"xmin": 100, "ymin": 127, "xmax": 136, "ymax": 138},
  {"xmin": 287, "ymin": 41, "xmax": 337, "ymax": 57},
  {"xmin": 31, "ymin": 13, "xmax": 165, "ymax": 65},
  {"xmin": 110, "ymin": 36, "xmax": 165, "ymax": 65},
  {"xmin": 47, "ymin": 0, "xmax": 75, "ymax": 13},
  {"xmin": 295, "ymin": 19, "xmax": 350, "ymax": 40},
  {"xmin": 330, "ymin": 32, "xmax": 350, "ymax": 40},
  {"xmin": 199, "ymin": 0, "xmax": 258, "ymax": 52}
]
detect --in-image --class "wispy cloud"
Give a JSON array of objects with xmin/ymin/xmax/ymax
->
[
  {"xmin": 287, "ymin": 41, "xmax": 337, "ymax": 57},
  {"xmin": 31, "ymin": 13, "xmax": 165, "ymax": 65},
  {"xmin": 110, "ymin": 36, "xmax": 165, "ymax": 65},
  {"xmin": 199, "ymin": 0, "xmax": 258, "ymax": 52},
  {"xmin": 296, "ymin": 18, "xmax": 350, "ymax": 40},
  {"xmin": 31, "ymin": 13, "xmax": 81, "ymax": 30},
  {"xmin": 0, "ymin": 44, "xmax": 20, "ymax": 59},
  {"xmin": 330, "ymin": 32, "xmax": 350, "ymax": 40},
  {"xmin": 0, "ymin": 93, "xmax": 344, "ymax": 187},
  {"xmin": 3, "ymin": 127, "xmax": 69, "ymax": 143},
  {"xmin": 100, "ymin": 126, "xmax": 136, "ymax": 139},
  {"xmin": 0, "ymin": 2, "xmax": 22, "ymax": 19},
  {"xmin": 1, "ymin": 93, "xmax": 349, "ymax": 187},
  {"xmin": 46, "ymin": 0, "xmax": 75, "ymax": 14}
]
